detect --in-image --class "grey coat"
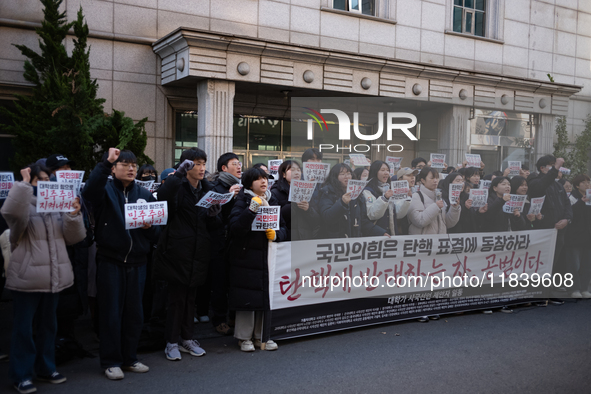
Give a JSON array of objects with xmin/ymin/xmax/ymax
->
[
  {"xmin": 0, "ymin": 181, "xmax": 86, "ymax": 293},
  {"xmin": 407, "ymin": 187, "xmax": 461, "ymax": 235}
]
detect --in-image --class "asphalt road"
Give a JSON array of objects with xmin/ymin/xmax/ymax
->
[{"xmin": 1, "ymin": 299, "xmax": 590, "ymax": 394}]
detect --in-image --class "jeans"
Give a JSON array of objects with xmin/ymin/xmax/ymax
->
[
  {"xmin": 165, "ymin": 284, "xmax": 196, "ymax": 344},
  {"xmin": 566, "ymin": 247, "xmax": 591, "ymax": 293},
  {"xmin": 96, "ymin": 257, "xmax": 146, "ymax": 369},
  {"xmin": 9, "ymin": 291, "xmax": 59, "ymax": 384}
]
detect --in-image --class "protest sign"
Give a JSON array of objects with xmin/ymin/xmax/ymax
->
[
  {"xmin": 479, "ymin": 180, "xmax": 491, "ymax": 190},
  {"xmin": 268, "ymin": 179, "xmax": 275, "ymax": 189},
  {"xmin": 347, "ymin": 180, "xmax": 368, "ymax": 200},
  {"xmin": 430, "ymin": 153, "xmax": 446, "ymax": 169},
  {"xmin": 289, "ymin": 180, "xmax": 316, "ymax": 203},
  {"xmin": 0, "ymin": 172, "xmax": 15, "ymax": 199},
  {"xmin": 508, "ymin": 161, "xmax": 521, "ymax": 177},
  {"xmin": 349, "ymin": 154, "xmax": 371, "ymax": 167},
  {"xmin": 252, "ymin": 206, "xmax": 280, "ymax": 231},
  {"xmin": 439, "ymin": 173, "xmax": 448, "ymax": 180},
  {"xmin": 559, "ymin": 167, "xmax": 571, "ymax": 176},
  {"xmin": 503, "ymin": 194, "xmax": 527, "ymax": 213},
  {"xmin": 586, "ymin": 189, "xmax": 591, "ymax": 206},
  {"xmin": 449, "ymin": 183, "xmax": 463, "ymax": 205},
  {"xmin": 36, "ymin": 182, "xmax": 77, "ymax": 212},
  {"xmin": 303, "ymin": 162, "xmax": 330, "ymax": 183},
  {"xmin": 135, "ymin": 179, "xmax": 154, "ymax": 192},
  {"xmin": 195, "ymin": 191, "xmax": 234, "ymax": 208},
  {"xmin": 268, "ymin": 160, "xmax": 283, "ymax": 178},
  {"xmin": 391, "ymin": 181, "xmax": 409, "ymax": 200},
  {"xmin": 385, "ymin": 157, "xmax": 403, "ymax": 176},
  {"xmin": 528, "ymin": 196, "xmax": 545, "ymax": 215},
  {"xmin": 125, "ymin": 201, "xmax": 168, "ymax": 229},
  {"xmin": 465, "ymin": 154, "xmax": 481, "ymax": 168},
  {"xmin": 56, "ymin": 170, "xmax": 85, "ymax": 195},
  {"xmin": 344, "ymin": 159, "xmax": 351, "ymax": 167},
  {"xmin": 469, "ymin": 188, "xmax": 488, "ymax": 208}
]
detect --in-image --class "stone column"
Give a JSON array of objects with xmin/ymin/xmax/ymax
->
[
  {"xmin": 197, "ymin": 79, "xmax": 235, "ymax": 173},
  {"xmin": 437, "ymin": 105, "xmax": 470, "ymax": 168},
  {"xmin": 534, "ymin": 114, "xmax": 556, "ymax": 163}
]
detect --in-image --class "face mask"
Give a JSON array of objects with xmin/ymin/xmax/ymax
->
[
  {"xmin": 142, "ymin": 175, "xmax": 156, "ymax": 181},
  {"xmin": 32, "ymin": 186, "xmax": 38, "ymax": 196}
]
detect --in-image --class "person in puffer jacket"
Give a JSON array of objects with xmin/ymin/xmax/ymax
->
[{"xmin": 1, "ymin": 164, "xmax": 85, "ymax": 392}]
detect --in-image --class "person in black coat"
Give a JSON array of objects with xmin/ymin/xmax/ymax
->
[
  {"xmin": 271, "ymin": 160, "xmax": 320, "ymax": 241},
  {"xmin": 564, "ymin": 174, "xmax": 591, "ymax": 297},
  {"xmin": 440, "ymin": 172, "xmax": 487, "ymax": 233},
  {"xmin": 155, "ymin": 148, "xmax": 222, "ymax": 361},
  {"xmin": 480, "ymin": 176, "xmax": 527, "ymax": 232},
  {"xmin": 317, "ymin": 163, "xmax": 387, "ymax": 239},
  {"xmin": 228, "ymin": 167, "xmax": 287, "ymax": 352},
  {"xmin": 510, "ymin": 175, "xmax": 542, "ymax": 229}
]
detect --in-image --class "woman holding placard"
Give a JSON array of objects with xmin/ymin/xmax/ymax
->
[
  {"xmin": 439, "ymin": 172, "xmax": 486, "ymax": 233},
  {"xmin": 510, "ymin": 176, "xmax": 542, "ymax": 229},
  {"xmin": 228, "ymin": 167, "xmax": 287, "ymax": 352},
  {"xmin": 1, "ymin": 164, "xmax": 85, "ymax": 393},
  {"xmin": 318, "ymin": 163, "xmax": 387, "ymax": 239},
  {"xmin": 361, "ymin": 161, "xmax": 410, "ymax": 236},
  {"xmin": 480, "ymin": 177, "xmax": 527, "ymax": 233}
]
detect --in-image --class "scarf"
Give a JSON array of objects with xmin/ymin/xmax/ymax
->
[
  {"xmin": 218, "ymin": 172, "xmax": 240, "ymax": 187},
  {"xmin": 245, "ymin": 188, "xmax": 271, "ymax": 206}
]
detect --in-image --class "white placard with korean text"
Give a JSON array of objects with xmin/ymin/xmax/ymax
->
[
  {"xmin": 252, "ymin": 206, "xmax": 281, "ymax": 231},
  {"xmin": 36, "ymin": 182, "xmax": 77, "ymax": 212},
  {"xmin": 349, "ymin": 154, "xmax": 371, "ymax": 167},
  {"xmin": 268, "ymin": 160, "xmax": 283, "ymax": 178},
  {"xmin": 391, "ymin": 180, "xmax": 409, "ymax": 200},
  {"xmin": 528, "ymin": 196, "xmax": 545, "ymax": 215},
  {"xmin": 303, "ymin": 162, "xmax": 330, "ymax": 183},
  {"xmin": 347, "ymin": 180, "xmax": 368, "ymax": 200},
  {"xmin": 508, "ymin": 161, "xmax": 521, "ymax": 177},
  {"xmin": 135, "ymin": 179, "xmax": 154, "ymax": 192},
  {"xmin": 385, "ymin": 157, "xmax": 403, "ymax": 176},
  {"xmin": 430, "ymin": 153, "xmax": 446, "ymax": 169},
  {"xmin": 465, "ymin": 154, "xmax": 481, "ymax": 168},
  {"xmin": 124, "ymin": 201, "xmax": 168, "ymax": 229},
  {"xmin": 0, "ymin": 172, "xmax": 15, "ymax": 199},
  {"xmin": 449, "ymin": 183, "xmax": 463, "ymax": 205},
  {"xmin": 195, "ymin": 191, "xmax": 234, "ymax": 208},
  {"xmin": 503, "ymin": 194, "xmax": 527, "ymax": 213},
  {"xmin": 479, "ymin": 180, "xmax": 491, "ymax": 190},
  {"xmin": 288, "ymin": 180, "xmax": 316, "ymax": 203},
  {"xmin": 55, "ymin": 170, "xmax": 85, "ymax": 195},
  {"xmin": 469, "ymin": 188, "xmax": 488, "ymax": 208}
]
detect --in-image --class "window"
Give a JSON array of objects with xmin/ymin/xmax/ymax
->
[
  {"xmin": 453, "ymin": 0, "xmax": 485, "ymax": 37},
  {"xmin": 333, "ymin": 0, "xmax": 375, "ymax": 16},
  {"xmin": 175, "ymin": 111, "xmax": 198, "ymax": 161}
]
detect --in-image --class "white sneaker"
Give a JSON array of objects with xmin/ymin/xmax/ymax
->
[
  {"xmin": 165, "ymin": 343, "xmax": 182, "ymax": 361},
  {"xmin": 105, "ymin": 367, "xmax": 124, "ymax": 380},
  {"xmin": 572, "ymin": 291, "xmax": 583, "ymax": 298},
  {"xmin": 180, "ymin": 339, "xmax": 206, "ymax": 357},
  {"xmin": 122, "ymin": 362, "xmax": 149, "ymax": 373},
  {"xmin": 239, "ymin": 340, "xmax": 255, "ymax": 352},
  {"xmin": 581, "ymin": 291, "xmax": 591, "ymax": 298},
  {"xmin": 254, "ymin": 339, "xmax": 278, "ymax": 351}
]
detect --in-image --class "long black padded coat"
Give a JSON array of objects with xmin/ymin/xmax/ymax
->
[{"xmin": 227, "ymin": 189, "xmax": 287, "ymax": 311}]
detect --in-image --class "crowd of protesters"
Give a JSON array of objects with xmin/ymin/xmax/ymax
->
[{"xmin": 0, "ymin": 146, "xmax": 590, "ymax": 393}]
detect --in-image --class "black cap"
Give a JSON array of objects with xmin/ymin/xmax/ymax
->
[{"xmin": 46, "ymin": 154, "xmax": 73, "ymax": 170}]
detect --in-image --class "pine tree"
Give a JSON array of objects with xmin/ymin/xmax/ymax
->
[
  {"xmin": 0, "ymin": 0, "xmax": 105, "ymax": 174},
  {"xmin": 552, "ymin": 116, "xmax": 570, "ymax": 163},
  {"xmin": 568, "ymin": 114, "xmax": 591, "ymax": 176}
]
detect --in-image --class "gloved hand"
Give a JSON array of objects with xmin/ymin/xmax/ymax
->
[
  {"xmin": 208, "ymin": 203, "xmax": 221, "ymax": 217},
  {"xmin": 265, "ymin": 228, "xmax": 276, "ymax": 241},
  {"xmin": 249, "ymin": 196, "xmax": 262, "ymax": 213},
  {"xmin": 176, "ymin": 159, "xmax": 195, "ymax": 176}
]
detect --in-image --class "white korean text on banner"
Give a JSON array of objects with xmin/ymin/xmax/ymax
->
[
  {"xmin": 508, "ymin": 161, "xmax": 521, "ymax": 177},
  {"xmin": 252, "ymin": 206, "xmax": 280, "ymax": 231},
  {"xmin": 0, "ymin": 172, "xmax": 15, "ymax": 199},
  {"xmin": 135, "ymin": 179, "xmax": 154, "ymax": 192},
  {"xmin": 303, "ymin": 162, "xmax": 330, "ymax": 183},
  {"xmin": 469, "ymin": 189, "xmax": 488, "ymax": 208},
  {"xmin": 195, "ymin": 191, "xmax": 234, "ymax": 208},
  {"xmin": 528, "ymin": 197, "xmax": 545, "ymax": 215},
  {"xmin": 269, "ymin": 229, "xmax": 557, "ymax": 340},
  {"xmin": 503, "ymin": 194, "xmax": 526, "ymax": 213},
  {"xmin": 430, "ymin": 153, "xmax": 446, "ymax": 169},
  {"xmin": 349, "ymin": 154, "xmax": 371, "ymax": 167},
  {"xmin": 125, "ymin": 201, "xmax": 168, "ymax": 230},
  {"xmin": 449, "ymin": 184, "xmax": 463, "ymax": 205},
  {"xmin": 465, "ymin": 154, "xmax": 481, "ymax": 168},
  {"xmin": 385, "ymin": 157, "xmax": 402, "ymax": 176},
  {"xmin": 289, "ymin": 180, "xmax": 316, "ymax": 203},
  {"xmin": 390, "ymin": 181, "xmax": 409, "ymax": 200},
  {"xmin": 268, "ymin": 160, "xmax": 283, "ymax": 178},
  {"xmin": 479, "ymin": 180, "xmax": 491, "ymax": 190},
  {"xmin": 36, "ymin": 182, "xmax": 77, "ymax": 212},
  {"xmin": 55, "ymin": 170, "xmax": 85, "ymax": 195},
  {"xmin": 347, "ymin": 180, "xmax": 368, "ymax": 200}
]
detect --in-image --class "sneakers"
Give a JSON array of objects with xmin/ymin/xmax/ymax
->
[
  {"xmin": 254, "ymin": 339, "xmax": 278, "ymax": 351},
  {"xmin": 417, "ymin": 316, "xmax": 429, "ymax": 322},
  {"xmin": 122, "ymin": 362, "xmax": 149, "ymax": 373},
  {"xmin": 215, "ymin": 323, "xmax": 233, "ymax": 335},
  {"xmin": 165, "ymin": 343, "xmax": 181, "ymax": 361},
  {"xmin": 105, "ymin": 367, "xmax": 124, "ymax": 380},
  {"xmin": 429, "ymin": 315, "xmax": 440, "ymax": 320},
  {"xmin": 535, "ymin": 300, "xmax": 548, "ymax": 307},
  {"xmin": 198, "ymin": 315, "xmax": 210, "ymax": 323},
  {"xmin": 180, "ymin": 339, "xmax": 206, "ymax": 357},
  {"xmin": 14, "ymin": 380, "xmax": 36, "ymax": 394},
  {"xmin": 549, "ymin": 298, "xmax": 564, "ymax": 305},
  {"xmin": 582, "ymin": 291, "xmax": 591, "ymax": 298},
  {"xmin": 572, "ymin": 291, "xmax": 583, "ymax": 298},
  {"xmin": 500, "ymin": 306, "xmax": 513, "ymax": 314},
  {"xmin": 482, "ymin": 310, "xmax": 493, "ymax": 314},
  {"xmin": 239, "ymin": 340, "xmax": 255, "ymax": 352},
  {"xmin": 36, "ymin": 371, "xmax": 66, "ymax": 384}
]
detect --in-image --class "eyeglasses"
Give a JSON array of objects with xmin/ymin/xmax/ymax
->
[
  {"xmin": 229, "ymin": 162, "xmax": 242, "ymax": 167},
  {"xmin": 117, "ymin": 163, "xmax": 137, "ymax": 170}
]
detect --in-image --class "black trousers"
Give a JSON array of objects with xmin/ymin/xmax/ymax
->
[{"xmin": 165, "ymin": 284, "xmax": 196, "ymax": 344}]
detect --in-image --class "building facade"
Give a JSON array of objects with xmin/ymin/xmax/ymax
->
[{"xmin": 1, "ymin": 0, "xmax": 590, "ymax": 173}]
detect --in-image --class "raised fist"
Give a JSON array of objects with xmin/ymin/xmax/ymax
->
[{"xmin": 107, "ymin": 148, "xmax": 120, "ymax": 164}]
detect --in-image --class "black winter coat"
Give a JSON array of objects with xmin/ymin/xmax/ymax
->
[
  {"xmin": 154, "ymin": 173, "xmax": 221, "ymax": 288},
  {"xmin": 480, "ymin": 194, "xmax": 527, "ymax": 232},
  {"xmin": 447, "ymin": 192, "xmax": 481, "ymax": 233},
  {"xmin": 527, "ymin": 167, "xmax": 573, "ymax": 228},
  {"xmin": 228, "ymin": 189, "xmax": 287, "ymax": 311},
  {"xmin": 317, "ymin": 184, "xmax": 386, "ymax": 239},
  {"xmin": 272, "ymin": 178, "xmax": 320, "ymax": 241},
  {"xmin": 565, "ymin": 188, "xmax": 591, "ymax": 247},
  {"xmin": 82, "ymin": 161, "xmax": 160, "ymax": 266}
]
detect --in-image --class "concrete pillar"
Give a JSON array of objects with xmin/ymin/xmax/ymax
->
[
  {"xmin": 197, "ymin": 79, "xmax": 235, "ymax": 173},
  {"xmin": 437, "ymin": 105, "xmax": 470, "ymax": 168},
  {"xmin": 534, "ymin": 114, "xmax": 556, "ymax": 164}
]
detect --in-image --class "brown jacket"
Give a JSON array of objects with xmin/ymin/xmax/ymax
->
[{"xmin": 0, "ymin": 181, "xmax": 86, "ymax": 293}]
